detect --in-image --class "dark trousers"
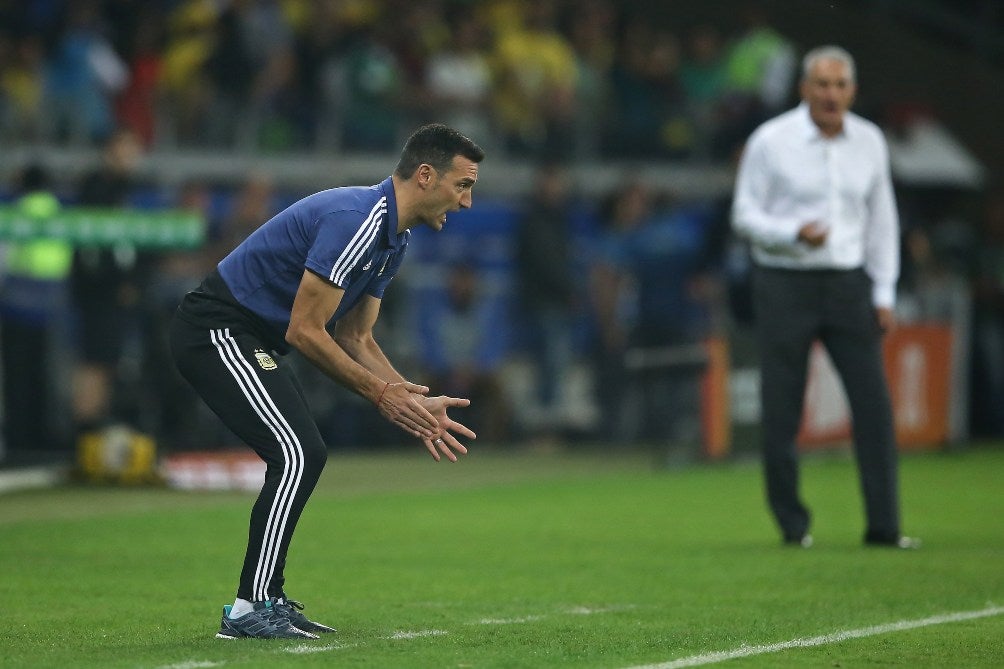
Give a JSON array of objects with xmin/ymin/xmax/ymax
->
[
  {"xmin": 169, "ymin": 314, "xmax": 327, "ymax": 601},
  {"xmin": 752, "ymin": 266, "xmax": 899, "ymax": 542},
  {"xmin": 2, "ymin": 321, "xmax": 53, "ymax": 452}
]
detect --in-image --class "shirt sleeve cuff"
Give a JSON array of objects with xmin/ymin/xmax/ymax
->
[{"xmin": 872, "ymin": 282, "xmax": 896, "ymax": 309}]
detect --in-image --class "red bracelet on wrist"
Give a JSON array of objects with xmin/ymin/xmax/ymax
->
[{"xmin": 375, "ymin": 381, "xmax": 390, "ymax": 406}]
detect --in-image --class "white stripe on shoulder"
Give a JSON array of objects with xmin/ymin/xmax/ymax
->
[{"xmin": 329, "ymin": 198, "xmax": 387, "ymax": 284}]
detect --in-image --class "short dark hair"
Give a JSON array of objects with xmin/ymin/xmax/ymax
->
[{"xmin": 394, "ymin": 124, "xmax": 485, "ymax": 178}]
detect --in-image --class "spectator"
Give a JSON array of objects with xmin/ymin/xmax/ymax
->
[
  {"xmin": 589, "ymin": 180, "xmax": 651, "ymax": 441},
  {"xmin": 113, "ymin": 9, "xmax": 163, "ymax": 147},
  {"xmin": 598, "ymin": 190, "xmax": 722, "ymax": 446},
  {"xmin": 211, "ymin": 172, "xmax": 277, "ymax": 263},
  {"xmin": 715, "ymin": 3, "xmax": 796, "ymax": 160},
  {"xmin": 158, "ymin": 0, "xmax": 216, "ymax": 146},
  {"xmin": 970, "ymin": 187, "xmax": 1004, "ymax": 436},
  {"xmin": 0, "ymin": 34, "xmax": 46, "ymax": 143},
  {"xmin": 143, "ymin": 179, "xmax": 221, "ymax": 452},
  {"xmin": 514, "ymin": 162, "xmax": 577, "ymax": 436},
  {"xmin": 43, "ymin": 1, "xmax": 129, "ymax": 144},
  {"xmin": 339, "ymin": 23, "xmax": 407, "ymax": 151},
  {"xmin": 566, "ymin": 0, "xmax": 616, "ymax": 159},
  {"xmin": 70, "ymin": 128, "xmax": 149, "ymax": 440},
  {"xmin": 679, "ymin": 24, "xmax": 729, "ymax": 162},
  {"xmin": 491, "ymin": 0, "xmax": 578, "ymax": 158},
  {"xmin": 423, "ymin": 8, "xmax": 494, "ymax": 149},
  {"xmin": 416, "ymin": 263, "xmax": 512, "ymax": 442},
  {"xmin": 605, "ymin": 17, "xmax": 686, "ymax": 158},
  {"xmin": 289, "ymin": 3, "xmax": 355, "ymax": 150},
  {"xmin": 0, "ymin": 164, "xmax": 73, "ymax": 460}
]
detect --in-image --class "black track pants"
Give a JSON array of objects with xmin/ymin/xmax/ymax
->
[{"xmin": 169, "ymin": 314, "xmax": 327, "ymax": 601}]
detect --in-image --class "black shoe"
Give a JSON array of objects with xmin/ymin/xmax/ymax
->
[
  {"xmin": 216, "ymin": 600, "xmax": 319, "ymax": 639},
  {"xmin": 783, "ymin": 534, "xmax": 813, "ymax": 548},
  {"xmin": 865, "ymin": 535, "xmax": 921, "ymax": 550},
  {"xmin": 273, "ymin": 594, "xmax": 337, "ymax": 634}
]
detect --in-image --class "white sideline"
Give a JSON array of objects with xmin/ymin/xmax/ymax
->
[
  {"xmin": 387, "ymin": 629, "xmax": 449, "ymax": 639},
  {"xmin": 621, "ymin": 605, "xmax": 1004, "ymax": 669}
]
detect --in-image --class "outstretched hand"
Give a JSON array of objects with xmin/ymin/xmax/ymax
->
[
  {"xmin": 416, "ymin": 395, "xmax": 476, "ymax": 462},
  {"xmin": 375, "ymin": 381, "xmax": 439, "ymax": 439}
]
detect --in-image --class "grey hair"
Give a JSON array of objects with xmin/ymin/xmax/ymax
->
[{"xmin": 801, "ymin": 45, "xmax": 856, "ymax": 82}]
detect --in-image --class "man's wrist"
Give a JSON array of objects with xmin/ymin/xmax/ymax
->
[{"xmin": 374, "ymin": 381, "xmax": 390, "ymax": 406}]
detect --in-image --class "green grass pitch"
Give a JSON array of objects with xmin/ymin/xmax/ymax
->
[{"xmin": 2, "ymin": 445, "xmax": 1002, "ymax": 668}]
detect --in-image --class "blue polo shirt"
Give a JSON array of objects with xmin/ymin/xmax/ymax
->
[{"xmin": 217, "ymin": 177, "xmax": 409, "ymax": 341}]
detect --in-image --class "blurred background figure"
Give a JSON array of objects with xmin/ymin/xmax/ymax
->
[
  {"xmin": 970, "ymin": 186, "xmax": 1004, "ymax": 437},
  {"xmin": 339, "ymin": 20, "xmax": 406, "ymax": 151},
  {"xmin": 565, "ymin": 0, "xmax": 616, "ymax": 160},
  {"xmin": 211, "ymin": 172, "xmax": 276, "ymax": 262},
  {"xmin": 679, "ymin": 24, "xmax": 729, "ymax": 162},
  {"xmin": 415, "ymin": 263, "xmax": 512, "ymax": 443},
  {"xmin": 591, "ymin": 181, "xmax": 723, "ymax": 448},
  {"xmin": 423, "ymin": 7, "xmax": 494, "ymax": 151},
  {"xmin": 43, "ymin": 1, "xmax": 129, "ymax": 145},
  {"xmin": 490, "ymin": 0, "xmax": 578, "ymax": 158},
  {"xmin": 605, "ymin": 15, "xmax": 686, "ymax": 159},
  {"xmin": 70, "ymin": 128, "xmax": 148, "ymax": 442},
  {"xmin": 714, "ymin": 2, "xmax": 796, "ymax": 160},
  {"xmin": 0, "ymin": 33, "xmax": 47, "ymax": 142},
  {"xmin": 142, "ymin": 179, "xmax": 221, "ymax": 452},
  {"xmin": 0, "ymin": 164, "xmax": 73, "ymax": 461},
  {"xmin": 589, "ymin": 180, "xmax": 650, "ymax": 442},
  {"xmin": 514, "ymin": 162, "xmax": 577, "ymax": 438}
]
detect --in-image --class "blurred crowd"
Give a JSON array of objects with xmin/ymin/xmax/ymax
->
[
  {"xmin": 1, "ymin": 0, "xmax": 1002, "ymax": 464},
  {"xmin": 2, "ymin": 135, "xmax": 1002, "ymax": 464},
  {"xmin": 1, "ymin": 0, "xmax": 800, "ymax": 161},
  {"xmin": 0, "ymin": 136, "xmax": 739, "ymax": 459}
]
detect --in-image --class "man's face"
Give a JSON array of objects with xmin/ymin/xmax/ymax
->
[
  {"xmin": 422, "ymin": 155, "xmax": 479, "ymax": 231},
  {"xmin": 800, "ymin": 57, "xmax": 856, "ymax": 136}
]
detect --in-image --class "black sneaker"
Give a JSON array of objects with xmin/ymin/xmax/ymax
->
[
  {"xmin": 865, "ymin": 535, "xmax": 922, "ymax": 550},
  {"xmin": 783, "ymin": 533, "xmax": 813, "ymax": 548},
  {"xmin": 273, "ymin": 594, "xmax": 337, "ymax": 634},
  {"xmin": 216, "ymin": 600, "xmax": 320, "ymax": 639}
]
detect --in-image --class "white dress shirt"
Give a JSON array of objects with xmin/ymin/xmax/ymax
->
[{"xmin": 732, "ymin": 103, "xmax": 900, "ymax": 308}]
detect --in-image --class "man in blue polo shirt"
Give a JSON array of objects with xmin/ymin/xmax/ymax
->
[{"xmin": 169, "ymin": 124, "xmax": 485, "ymax": 639}]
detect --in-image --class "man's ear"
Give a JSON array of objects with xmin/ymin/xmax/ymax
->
[{"xmin": 417, "ymin": 164, "xmax": 435, "ymax": 189}]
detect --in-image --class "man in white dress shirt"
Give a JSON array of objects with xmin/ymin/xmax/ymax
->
[{"xmin": 732, "ymin": 45, "xmax": 918, "ymax": 549}]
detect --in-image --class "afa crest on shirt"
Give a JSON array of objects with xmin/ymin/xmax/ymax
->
[{"xmin": 254, "ymin": 349, "xmax": 277, "ymax": 370}]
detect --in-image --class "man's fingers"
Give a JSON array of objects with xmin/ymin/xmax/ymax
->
[
  {"xmin": 442, "ymin": 397, "xmax": 471, "ymax": 408},
  {"xmin": 447, "ymin": 419, "xmax": 477, "ymax": 440},
  {"xmin": 439, "ymin": 432, "xmax": 468, "ymax": 454},
  {"xmin": 407, "ymin": 399, "xmax": 440, "ymax": 431},
  {"xmin": 431, "ymin": 433, "xmax": 469, "ymax": 462},
  {"xmin": 403, "ymin": 382, "xmax": 430, "ymax": 395},
  {"xmin": 429, "ymin": 435, "xmax": 457, "ymax": 462},
  {"xmin": 422, "ymin": 437, "xmax": 442, "ymax": 461}
]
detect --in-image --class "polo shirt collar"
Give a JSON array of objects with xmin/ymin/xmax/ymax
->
[{"xmin": 377, "ymin": 176, "xmax": 405, "ymax": 249}]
